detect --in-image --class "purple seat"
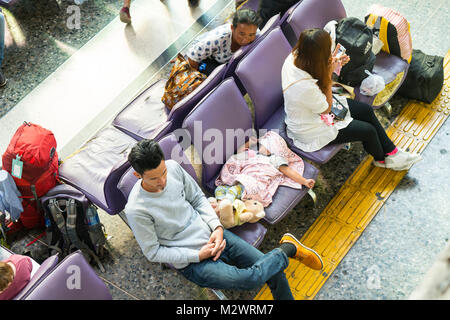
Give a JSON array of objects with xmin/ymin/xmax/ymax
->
[
  {"xmin": 58, "ymin": 126, "xmax": 138, "ymax": 215},
  {"xmin": 354, "ymin": 51, "xmax": 410, "ymax": 109},
  {"xmin": 112, "ymin": 64, "xmax": 226, "ymax": 141},
  {"xmin": 117, "ymin": 133, "xmax": 267, "ymax": 248},
  {"xmin": 117, "ymin": 133, "xmax": 197, "ymax": 200},
  {"xmin": 223, "ymin": 13, "xmax": 282, "ymax": 86},
  {"xmin": 0, "ymin": 0, "xmax": 19, "ymax": 6},
  {"xmin": 182, "ymin": 77, "xmax": 319, "ymax": 224},
  {"xmin": 264, "ymin": 108, "xmax": 344, "ymax": 164},
  {"xmin": 13, "ymin": 254, "xmax": 59, "ymax": 300},
  {"xmin": 282, "ymin": 0, "xmax": 346, "ymax": 46},
  {"xmin": 234, "ymin": 26, "xmax": 344, "ymax": 164},
  {"xmin": 19, "ymin": 251, "xmax": 112, "ymax": 300},
  {"xmin": 1, "ymin": 246, "xmax": 111, "ymax": 300}
]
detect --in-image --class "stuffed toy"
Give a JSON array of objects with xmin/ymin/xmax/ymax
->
[{"xmin": 208, "ymin": 197, "xmax": 265, "ymax": 229}]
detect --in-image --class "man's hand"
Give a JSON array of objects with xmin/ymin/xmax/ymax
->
[
  {"xmin": 199, "ymin": 243, "xmax": 215, "ymax": 261},
  {"xmin": 208, "ymin": 226, "xmax": 226, "ymax": 261}
]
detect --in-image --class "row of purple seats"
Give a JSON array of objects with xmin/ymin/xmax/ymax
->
[
  {"xmin": 111, "ymin": 12, "xmax": 284, "ymax": 143},
  {"xmin": 58, "ymin": 119, "xmax": 268, "ymax": 246},
  {"xmin": 1, "ymin": 245, "xmax": 112, "ymax": 300},
  {"xmin": 55, "ymin": 7, "xmax": 298, "ymax": 216},
  {"xmin": 55, "ymin": 1, "xmax": 315, "ymax": 244},
  {"xmin": 181, "ymin": 77, "xmax": 319, "ymax": 225}
]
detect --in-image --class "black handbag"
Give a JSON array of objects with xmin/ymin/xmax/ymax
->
[
  {"xmin": 331, "ymin": 95, "xmax": 349, "ymax": 121},
  {"xmin": 397, "ymin": 49, "xmax": 444, "ymax": 103}
]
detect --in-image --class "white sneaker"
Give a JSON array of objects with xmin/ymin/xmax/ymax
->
[{"xmin": 374, "ymin": 148, "xmax": 422, "ymax": 171}]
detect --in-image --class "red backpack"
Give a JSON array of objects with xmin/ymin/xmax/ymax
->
[{"xmin": 2, "ymin": 122, "xmax": 59, "ymax": 230}]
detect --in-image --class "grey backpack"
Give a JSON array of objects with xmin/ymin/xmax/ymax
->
[{"xmin": 40, "ymin": 184, "xmax": 107, "ymax": 272}]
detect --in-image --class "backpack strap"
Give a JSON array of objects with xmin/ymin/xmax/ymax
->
[
  {"xmin": 48, "ymin": 199, "xmax": 71, "ymax": 256},
  {"xmin": 283, "ymin": 78, "xmax": 308, "ymax": 93},
  {"xmin": 66, "ymin": 200, "xmax": 106, "ymax": 273},
  {"xmin": 372, "ymin": 16, "xmax": 382, "ymax": 36}
]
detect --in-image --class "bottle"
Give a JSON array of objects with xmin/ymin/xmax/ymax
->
[
  {"xmin": 44, "ymin": 215, "xmax": 52, "ymax": 228},
  {"xmin": 85, "ymin": 205, "xmax": 106, "ymax": 251},
  {"xmin": 85, "ymin": 206, "xmax": 100, "ymax": 226}
]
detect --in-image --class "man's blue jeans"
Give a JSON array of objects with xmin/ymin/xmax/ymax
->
[
  {"xmin": 0, "ymin": 10, "xmax": 5, "ymax": 69},
  {"xmin": 179, "ymin": 229, "xmax": 294, "ymax": 300}
]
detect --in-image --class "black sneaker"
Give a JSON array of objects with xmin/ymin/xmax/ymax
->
[{"xmin": 0, "ymin": 72, "xmax": 6, "ymax": 87}]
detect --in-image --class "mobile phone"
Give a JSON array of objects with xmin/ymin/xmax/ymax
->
[{"xmin": 336, "ymin": 45, "xmax": 346, "ymax": 58}]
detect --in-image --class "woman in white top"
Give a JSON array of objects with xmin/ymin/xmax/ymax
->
[{"xmin": 281, "ymin": 28, "xmax": 421, "ymax": 171}]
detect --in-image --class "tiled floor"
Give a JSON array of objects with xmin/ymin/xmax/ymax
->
[{"xmin": 1, "ymin": 0, "xmax": 449, "ymax": 300}]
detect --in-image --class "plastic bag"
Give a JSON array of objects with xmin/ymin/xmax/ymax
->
[
  {"xmin": 372, "ymin": 36, "xmax": 384, "ymax": 55},
  {"xmin": 360, "ymin": 70, "xmax": 385, "ymax": 96}
]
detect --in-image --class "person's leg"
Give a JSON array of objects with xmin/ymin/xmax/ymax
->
[
  {"xmin": 350, "ymin": 98, "xmax": 423, "ymax": 169},
  {"xmin": 330, "ymin": 99, "xmax": 422, "ymax": 169},
  {"xmin": 220, "ymin": 230, "xmax": 294, "ymax": 300},
  {"xmin": 188, "ymin": 0, "xmax": 199, "ymax": 7},
  {"xmin": 0, "ymin": 11, "xmax": 4, "ymax": 69},
  {"xmin": 120, "ymin": 0, "xmax": 132, "ymax": 24},
  {"xmin": 330, "ymin": 118, "xmax": 387, "ymax": 161},
  {"xmin": 179, "ymin": 230, "xmax": 293, "ymax": 299},
  {"xmin": 0, "ymin": 11, "xmax": 6, "ymax": 87},
  {"xmin": 346, "ymin": 99, "xmax": 396, "ymax": 154}
]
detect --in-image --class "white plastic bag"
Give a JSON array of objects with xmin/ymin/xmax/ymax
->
[{"xmin": 360, "ymin": 70, "xmax": 385, "ymax": 96}]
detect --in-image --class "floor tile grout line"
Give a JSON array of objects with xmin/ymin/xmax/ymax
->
[
  {"xmin": 413, "ymin": 1, "xmax": 444, "ymax": 36},
  {"xmin": 98, "ymin": 275, "xmax": 143, "ymax": 300}
]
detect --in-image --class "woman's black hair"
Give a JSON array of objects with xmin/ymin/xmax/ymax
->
[
  {"xmin": 128, "ymin": 139, "xmax": 165, "ymax": 175},
  {"xmin": 232, "ymin": 8, "xmax": 262, "ymax": 28}
]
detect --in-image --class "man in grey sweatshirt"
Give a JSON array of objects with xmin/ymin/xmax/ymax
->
[{"xmin": 125, "ymin": 139, "xmax": 323, "ymax": 300}]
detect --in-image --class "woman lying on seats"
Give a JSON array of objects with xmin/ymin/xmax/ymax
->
[
  {"xmin": 187, "ymin": 9, "xmax": 261, "ymax": 76},
  {"xmin": 125, "ymin": 139, "xmax": 322, "ymax": 300},
  {"xmin": 281, "ymin": 28, "xmax": 422, "ymax": 171},
  {"xmin": 215, "ymin": 131, "xmax": 315, "ymax": 208}
]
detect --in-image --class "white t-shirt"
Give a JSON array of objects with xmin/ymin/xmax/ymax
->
[
  {"xmin": 186, "ymin": 24, "xmax": 234, "ymax": 64},
  {"xmin": 281, "ymin": 53, "xmax": 353, "ymax": 152}
]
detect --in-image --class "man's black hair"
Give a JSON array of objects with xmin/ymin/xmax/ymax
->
[
  {"xmin": 128, "ymin": 139, "xmax": 165, "ymax": 175},
  {"xmin": 232, "ymin": 8, "xmax": 262, "ymax": 28}
]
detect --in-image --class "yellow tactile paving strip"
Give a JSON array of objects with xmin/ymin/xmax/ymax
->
[{"xmin": 255, "ymin": 50, "xmax": 450, "ymax": 300}]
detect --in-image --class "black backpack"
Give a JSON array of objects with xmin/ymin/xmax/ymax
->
[
  {"xmin": 335, "ymin": 17, "xmax": 376, "ymax": 87},
  {"xmin": 397, "ymin": 49, "xmax": 444, "ymax": 103},
  {"xmin": 40, "ymin": 184, "xmax": 107, "ymax": 272}
]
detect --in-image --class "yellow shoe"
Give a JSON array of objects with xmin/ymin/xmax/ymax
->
[{"xmin": 280, "ymin": 233, "xmax": 323, "ymax": 270}]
